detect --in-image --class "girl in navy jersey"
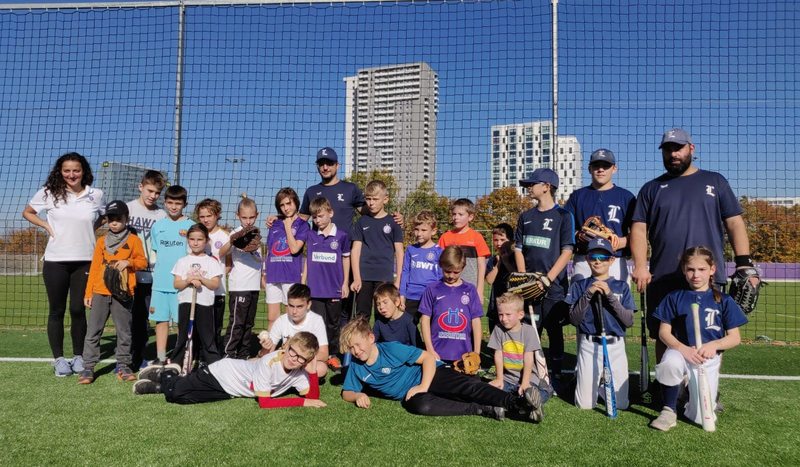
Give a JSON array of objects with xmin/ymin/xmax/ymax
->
[{"xmin": 649, "ymin": 246, "xmax": 747, "ymax": 432}]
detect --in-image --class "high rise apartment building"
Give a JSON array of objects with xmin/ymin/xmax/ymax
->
[
  {"xmin": 344, "ymin": 62, "xmax": 438, "ymax": 198},
  {"xmin": 490, "ymin": 121, "xmax": 581, "ymax": 200}
]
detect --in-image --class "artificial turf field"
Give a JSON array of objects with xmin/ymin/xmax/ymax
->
[{"xmin": 1, "ymin": 329, "xmax": 798, "ymax": 467}]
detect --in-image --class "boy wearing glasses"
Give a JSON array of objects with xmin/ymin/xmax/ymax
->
[
  {"xmin": 566, "ymin": 238, "xmax": 636, "ymax": 411},
  {"xmin": 133, "ymin": 332, "xmax": 326, "ymax": 409},
  {"xmin": 564, "ymin": 148, "xmax": 636, "ymax": 282}
]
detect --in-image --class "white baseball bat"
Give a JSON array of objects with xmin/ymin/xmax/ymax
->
[{"xmin": 691, "ymin": 302, "xmax": 716, "ymax": 432}]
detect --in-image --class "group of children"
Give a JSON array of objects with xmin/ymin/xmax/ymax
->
[{"xmin": 74, "ymin": 154, "xmax": 747, "ymax": 432}]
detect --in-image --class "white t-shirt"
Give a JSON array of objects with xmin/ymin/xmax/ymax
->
[
  {"xmin": 210, "ymin": 350, "xmax": 310, "ymax": 398},
  {"xmin": 228, "ymin": 225, "xmax": 263, "ymax": 292},
  {"xmin": 126, "ymin": 199, "xmax": 167, "ymax": 283},
  {"xmin": 28, "ymin": 186, "xmax": 105, "ymax": 262},
  {"xmin": 269, "ymin": 311, "xmax": 328, "ymax": 348},
  {"xmin": 206, "ymin": 228, "xmax": 230, "ymax": 296},
  {"xmin": 171, "ymin": 254, "xmax": 224, "ymax": 306}
]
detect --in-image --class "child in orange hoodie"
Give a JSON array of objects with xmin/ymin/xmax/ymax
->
[{"xmin": 79, "ymin": 200, "xmax": 147, "ymax": 383}]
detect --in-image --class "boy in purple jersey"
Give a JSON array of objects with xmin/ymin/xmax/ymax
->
[
  {"xmin": 514, "ymin": 168, "xmax": 575, "ymax": 377},
  {"xmin": 399, "ymin": 211, "xmax": 442, "ymax": 324},
  {"xmin": 350, "ymin": 180, "xmax": 404, "ymax": 320},
  {"xmin": 649, "ymin": 247, "xmax": 747, "ymax": 432},
  {"xmin": 305, "ymin": 197, "xmax": 351, "ymax": 362},
  {"xmin": 566, "ymin": 238, "xmax": 635, "ymax": 412},
  {"xmin": 419, "ymin": 246, "xmax": 482, "ymax": 364},
  {"xmin": 263, "ymin": 187, "xmax": 310, "ymax": 329},
  {"xmin": 630, "ymin": 128, "xmax": 756, "ymax": 363},
  {"xmin": 564, "ymin": 148, "xmax": 636, "ymax": 281}
]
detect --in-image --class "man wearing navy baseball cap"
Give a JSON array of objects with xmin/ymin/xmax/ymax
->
[
  {"xmin": 564, "ymin": 148, "xmax": 636, "ymax": 282},
  {"xmin": 630, "ymin": 127, "xmax": 757, "ymax": 362}
]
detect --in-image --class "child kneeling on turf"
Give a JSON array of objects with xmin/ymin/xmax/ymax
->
[
  {"xmin": 133, "ymin": 332, "xmax": 326, "ymax": 409},
  {"xmin": 649, "ymin": 246, "xmax": 747, "ymax": 432},
  {"xmin": 80, "ymin": 200, "xmax": 147, "ymax": 383},
  {"xmin": 566, "ymin": 238, "xmax": 635, "ymax": 411},
  {"xmin": 487, "ymin": 292, "xmax": 553, "ymax": 421},
  {"xmin": 257, "ymin": 283, "xmax": 330, "ymax": 378},
  {"xmin": 340, "ymin": 318, "xmax": 543, "ymax": 422}
]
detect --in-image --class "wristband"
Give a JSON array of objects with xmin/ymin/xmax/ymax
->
[{"xmin": 734, "ymin": 255, "xmax": 754, "ymax": 268}]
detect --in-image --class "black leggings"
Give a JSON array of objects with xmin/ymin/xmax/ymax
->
[{"xmin": 42, "ymin": 261, "xmax": 90, "ymax": 358}]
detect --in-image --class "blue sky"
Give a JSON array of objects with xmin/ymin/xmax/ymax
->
[{"xmin": 1, "ymin": 0, "xmax": 797, "ymax": 229}]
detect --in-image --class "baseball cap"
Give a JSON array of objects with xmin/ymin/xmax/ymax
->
[
  {"xmin": 586, "ymin": 237, "xmax": 615, "ymax": 255},
  {"xmin": 659, "ymin": 128, "xmax": 693, "ymax": 148},
  {"xmin": 519, "ymin": 168, "xmax": 559, "ymax": 188},
  {"xmin": 589, "ymin": 148, "xmax": 616, "ymax": 165},
  {"xmin": 316, "ymin": 147, "xmax": 338, "ymax": 163},
  {"xmin": 105, "ymin": 200, "xmax": 129, "ymax": 219}
]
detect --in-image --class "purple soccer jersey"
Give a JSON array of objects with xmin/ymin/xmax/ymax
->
[
  {"xmin": 305, "ymin": 224, "xmax": 351, "ymax": 299},
  {"xmin": 264, "ymin": 217, "xmax": 310, "ymax": 284},
  {"xmin": 419, "ymin": 281, "xmax": 483, "ymax": 361}
]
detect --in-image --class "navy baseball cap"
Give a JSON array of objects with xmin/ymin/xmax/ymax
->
[
  {"xmin": 586, "ymin": 237, "xmax": 615, "ymax": 255},
  {"xmin": 316, "ymin": 147, "xmax": 338, "ymax": 163},
  {"xmin": 589, "ymin": 148, "xmax": 616, "ymax": 165},
  {"xmin": 105, "ymin": 200, "xmax": 129, "ymax": 218},
  {"xmin": 520, "ymin": 168, "xmax": 559, "ymax": 188},
  {"xmin": 659, "ymin": 128, "xmax": 693, "ymax": 148}
]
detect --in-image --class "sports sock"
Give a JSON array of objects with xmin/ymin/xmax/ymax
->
[{"xmin": 662, "ymin": 384, "xmax": 679, "ymax": 412}]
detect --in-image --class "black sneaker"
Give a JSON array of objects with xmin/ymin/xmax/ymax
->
[
  {"xmin": 480, "ymin": 405, "xmax": 505, "ymax": 421},
  {"xmin": 138, "ymin": 363, "xmax": 181, "ymax": 382},
  {"xmin": 524, "ymin": 386, "xmax": 544, "ymax": 423},
  {"xmin": 133, "ymin": 380, "xmax": 161, "ymax": 395}
]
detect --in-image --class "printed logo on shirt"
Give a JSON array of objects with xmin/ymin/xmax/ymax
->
[
  {"xmin": 337, "ymin": 194, "xmax": 344, "ymax": 202},
  {"xmin": 542, "ymin": 218, "xmax": 553, "ymax": 231},
  {"xmin": 660, "ymin": 184, "xmax": 669, "ymax": 189},
  {"xmin": 437, "ymin": 307, "xmax": 468, "ymax": 334},
  {"xmin": 380, "ymin": 367, "xmax": 392, "ymax": 375},
  {"xmin": 214, "ymin": 240, "xmax": 223, "ymax": 249},
  {"xmin": 382, "ymin": 224, "xmax": 391, "ymax": 234},
  {"xmin": 179, "ymin": 229, "xmax": 187, "ymax": 237},
  {"xmin": 704, "ymin": 307, "xmax": 721, "ymax": 331},
  {"xmin": 523, "ymin": 235, "xmax": 551, "ymax": 249},
  {"xmin": 460, "ymin": 293, "xmax": 470, "ymax": 305},
  {"xmin": 312, "ymin": 251, "xmax": 337, "ymax": 263},
  {"xmin": 426, "ymin": 252, "xmax": 435, "ymax": 261},
  {"xmin": 706, "ymin": 185, "xmax": 716, "ymax": 197},
  {"xmin": 362, "ymin": 226, "xmax": 370, "ymax": 230},
  {"xmin": 607, "ymin": 205, "xmax": 621, "ymax": 224},
  {"xmin": 330, "ymin": 240, "xmax": 339, "ymax": 250},
  {"xmin": 412, "ymin": 259, "xmax": 435, "ymax": 271},
  {"xmin": 271, "ymin": 237, "xmax": 291, "ymax": 257}
]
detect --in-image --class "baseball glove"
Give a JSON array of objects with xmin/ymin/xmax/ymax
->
[
  {"xmin": 230, "ymin": 225, "xmax": 262, "ymax": 252},
  {"xmin": 507, "ymin": 272, "xmax": 551, "ymax": 301},
  {"xmin": 103, "ymin": 263, "xmax": 132, "ymax": 304},
  {"xmin": 729, "ymin": 267, "xmax": 764, "ymax": 314},
  {"xmin": 576, "ymin": 215, "xmax": 618, "ymax": 251},
  {"xmin": 453, "ymin": 352, "xmax": 481, "ymax": 375}
]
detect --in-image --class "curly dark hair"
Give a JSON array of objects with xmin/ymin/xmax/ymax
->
[{"xmin": 43, "ymin": 152, "xmax": 94, "ymax": 206}]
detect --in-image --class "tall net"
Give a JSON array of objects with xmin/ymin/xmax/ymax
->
[{"xmin": 0, "ymin": 0, "xmax": 797, "ymax": 341}]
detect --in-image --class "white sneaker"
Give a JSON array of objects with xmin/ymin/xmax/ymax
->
[{"xmin": 650, "ymin": 407, "xmax": 677, "ymax": 432}]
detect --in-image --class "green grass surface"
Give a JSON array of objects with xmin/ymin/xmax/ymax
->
[
  {"xmin": 0, "ymin": 360, "xmax": 798, "ymax": 466},
  {"xmin": 2, "ymin": 274, "xmax": 798, "ymax": 341}
]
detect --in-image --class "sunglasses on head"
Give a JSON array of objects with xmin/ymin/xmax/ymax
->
[{"xmin": 588, "ymin": 253, "xmax": 612, "ymax": 262}]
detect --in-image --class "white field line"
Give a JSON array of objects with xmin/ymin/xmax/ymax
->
[{"xmin": 2, "ymin": 358, "xmax": 798, "ymax": 381}]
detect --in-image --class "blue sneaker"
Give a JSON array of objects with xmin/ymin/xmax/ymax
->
[
  {"xmin": 71, "ymin": 355, "xmax": 85, "ymax": 373},
  {"xmin": 53, "ymin": 357, "xmax": 73, "ymax": 377}
]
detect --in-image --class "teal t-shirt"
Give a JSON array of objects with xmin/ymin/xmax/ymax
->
[
  {"xmin": 151, "ymin": 217, "xmax": 195, "ymax": 292},
  {"xmin": 343, "ymin": 342, "xmax": 431, "ymax": 400}
]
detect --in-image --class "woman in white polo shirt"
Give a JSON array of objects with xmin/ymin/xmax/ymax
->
[{"xmin": 22, "ymin": 153, "xmax": 105, "ymax": 377}]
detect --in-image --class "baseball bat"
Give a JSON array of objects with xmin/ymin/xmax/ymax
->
[
  {"xmin": 528, "ymin": 304, "xmax": 550, "ymax": 388},
  {"xmin": 639, "ymin": 292, "xmax": 651, "ymax": 403},
  {"xmin": 181, "ymin": 287, "xmax": 198, "ymax": 376},
  {"xmin": 593, "ymin": 292, "xmax": 617, "ymax": 419},
  {"xmin": 691, "ymin": 302, "xmax": 716, "ymax": 432},
  {"xmin": 342, "ymin": 292, "xmax": 357, "ymax": 368}
]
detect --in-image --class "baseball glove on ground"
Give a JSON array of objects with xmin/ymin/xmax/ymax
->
[
  {"xmin": 576, "ymin": 215, "xmax": 618, "ymax": 251},
  {"xmin": 729, "ymin": 267, "xmax": 763, "ymax": 314},
  {"xmin": 453, "ymin": 352, "xmax": 481, "ymax": 375},
  {"xmin": 103, "ymin": 263, "xmax": 132, "ymax": 304},
  {"xmin": 507, "ymin": 272, "xmax": 551, "ymax": 301},
  {"xmin": 230, "ymin": 225, "xmax": 262, "ymax": 252}
]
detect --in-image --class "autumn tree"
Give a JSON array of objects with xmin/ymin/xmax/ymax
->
[
  {"xmin": 473, "ymin": 187, "xmax": 534, "ymax": 232},
  {"xmin": 1, "ymin": 227, "xmax": 49, "ymax": 255},
  {"xmin": 739, "ymin": 198, "xmax": 799, "ymax": 263},
  {"xmin": 398, "ymin": 180, "xmax": 451, "ymax": 244},
  {"xmin": 344, "ymin": 170, "xmax": 400, "ymax": 213}
]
